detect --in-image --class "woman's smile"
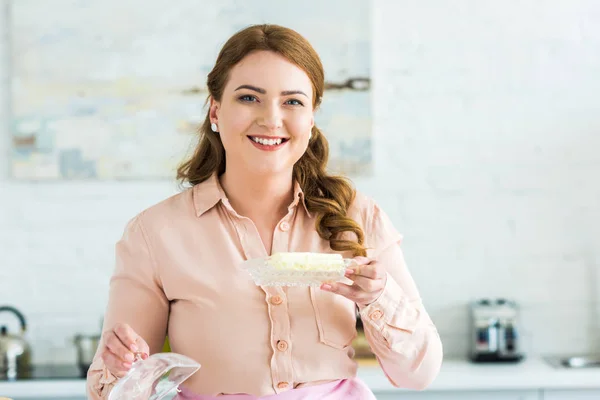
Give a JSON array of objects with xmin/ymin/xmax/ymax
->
[{"xmin": 247, "ymin": 135, "xmax": 290, "ymax": 151}]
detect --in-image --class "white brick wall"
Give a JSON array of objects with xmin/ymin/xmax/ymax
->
[{"xmin": 1, "ymin": 0, "xmax": 600, "ymax": 364}]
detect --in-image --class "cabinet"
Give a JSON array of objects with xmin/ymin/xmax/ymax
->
[
  {"xmin": 543, "ymin": 390, "xmax": 600, "ymax": 399},
  {"xmin": 374, "ymin": 390, "xmax": 541, "ymax": 400}
]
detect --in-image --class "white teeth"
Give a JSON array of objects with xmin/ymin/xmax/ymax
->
[{"xmin": 251, "ymin": 137, "xmax": 283, "ymax": 146}]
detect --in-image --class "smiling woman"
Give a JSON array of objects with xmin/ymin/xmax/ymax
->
[
  {"xmin": 87, "ymin": 24, "xmax": 442, "ymax": 400},
  {"xmin": 177, "ymin": 24, "xmax": 367, "ymax": 258},
  {"xmin": 208, "ymin": 51, "xmax": 314, "ymax": 173}
]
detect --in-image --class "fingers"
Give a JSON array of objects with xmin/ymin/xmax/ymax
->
[
  {"xmin": 347, "ymin": 274, "xmax": 381, "ymax": 293},
  {"xmin": 321, "ymin": 282, "xmax": 372, "ymax": 304},
  {"xmin": 101, "ymin": 346, "xmax": 131, "ymax": 378},
  {"xmin": 346, "ymin": 261, "xmax": 386, "ymax": 288},
  {"xmin": 103, "ymin": 330, "xmax": 135, "ymax": 363},
  {"xmin": 113, "ymin": 322, "xmax": 140, "ymax": 352},
  {"xmin": 346, "ymin": 263, "xmax": 380, "ymax": 280},
  {"xmin": 322, "ymin": 282, "xmax": 357, "ymax": 298},
  {"xmin": 133, "ymin": 335, "xmax": 150, "ymax": 357},
  {"xmin": 321, "ymin": 258, "xmax": 386, "ymax": 305},
  {"xmin": 101, "ymin": 323, "xmax": 148, "ymax": 377},
  {"xmin": 352, "ymin": 256, "xmax": 372, "ymax": 265}
]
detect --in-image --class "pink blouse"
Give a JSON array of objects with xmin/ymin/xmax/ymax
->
[{"xmin": 86, "ymin": 173, "xmax": 443, "ymax": 398}]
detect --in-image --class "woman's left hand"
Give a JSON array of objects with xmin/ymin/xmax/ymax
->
[{"xmin": 321, "ymin": 256, "xmax": 387, "ymax": 307}]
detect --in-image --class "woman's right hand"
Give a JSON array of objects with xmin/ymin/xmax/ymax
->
[{"xmin": 101, "ymin": 322, "xmax": 150, "ymax": 377}]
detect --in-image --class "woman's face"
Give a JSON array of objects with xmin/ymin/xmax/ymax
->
[{"xmin": 210, "ymin": 50, "xmax": 315, "ymax": 176}]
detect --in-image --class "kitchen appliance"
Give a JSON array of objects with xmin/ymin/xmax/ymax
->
[
  {"xmin": 73, "ymin": 333, "xmax": 101, "ymax": 377},
  {"xmin": 0, "ymin": 306, "xmax": 32, "ymax": 380},
  {"xmin": 2, "ymin": 364, "xmax": 82, "ymax": 380},
  {"xmin": 469, "ymin": 298, "xmax": 524, "ymax": 363}
]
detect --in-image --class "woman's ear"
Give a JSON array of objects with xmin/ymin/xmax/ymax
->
[{"xmin": 209, "ymin": 97, "xmax": 220, "ymax": 124}]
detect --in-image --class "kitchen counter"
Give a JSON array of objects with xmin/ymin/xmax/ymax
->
[
  {"xmin": 1, "ymin": 357, "xmax": 599, "ymax": 398},
  {"xmin": 356, "ymin": 357, "xmax": 600, "ymax": 392}
]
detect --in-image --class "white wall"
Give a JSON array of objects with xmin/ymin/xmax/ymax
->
[{"xmin": 1, "ymin": 0, "xmax": 600, "ymax": 365}]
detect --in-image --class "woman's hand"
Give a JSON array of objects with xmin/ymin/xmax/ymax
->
[
  {"xmin": 100, "ymin": 323, "xmax": 149, "ymax": 378},
  {"xmin": 320, "ymin": 256, "xmax": 387, "ymax": 307}
]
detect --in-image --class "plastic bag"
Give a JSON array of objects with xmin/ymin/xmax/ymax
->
[{"xmin": 108, "ymin": 352, "xmax": 200, "ymax": 400}]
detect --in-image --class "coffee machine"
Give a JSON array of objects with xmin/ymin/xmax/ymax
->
[{"xmin": 468, "ymin": 298, "xmax": 524, "ymax": 363}]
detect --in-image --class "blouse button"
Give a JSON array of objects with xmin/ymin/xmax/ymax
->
[
  {"xmin": 279, "ymin": 221, "xmax": 290, "ymax": 231},
  {"xmin": 277, "ymin": 382, "xmax": 289, "ymax": 389},
  {"xmin": 370, "ymin": 310, "xmax": 384, "ymax": 320},
  {"xmin": 276, "ymin": 340, "xmax": 288, "ymax": 352},
  {"xmin": 270, "ymin": 295, "xmax": 283, "ymax": 305}
]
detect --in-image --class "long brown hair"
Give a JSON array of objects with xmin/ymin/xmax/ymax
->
[{"xmin": 177, "ymin": 24, "xmax": 366, "ymax": 257}]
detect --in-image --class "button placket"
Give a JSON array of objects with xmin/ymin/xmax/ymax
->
[
  {"xmin": 276, "ymin": 340, "xmax": 288, "ymax": 352},
  {"xmin": 270, "ymin": 295, "xmax": 283, "ymax": 305},
  {"xmin": 370, "ymin": 310, "xmax": 384, "ymax": 320},
  {"xmin": 266, "ymin": 285, "xmax": 293, "ymax": 393},
  {"xmin": 226, "ymin": 205, "xmax": 293, "ymax": 392},
  {"xmin": 272, "ymin": 210, "xmax": 294, "ymax": 256},
  {"xmin": 268, "ymin": 211, "xmax": 295, "ymax": 392},
  {"xmin": 279, "ymin": 220, "xmax": 290, "ymax": 232}
]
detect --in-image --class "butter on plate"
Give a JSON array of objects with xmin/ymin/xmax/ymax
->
[{"xmin": 241, "ymin": 252, "xmax": 353, "ymax": 287}]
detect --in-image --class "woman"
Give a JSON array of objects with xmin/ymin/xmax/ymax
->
[{"xmin": 87, "ymin": 24, "xmax": 443, "ymax": 399}]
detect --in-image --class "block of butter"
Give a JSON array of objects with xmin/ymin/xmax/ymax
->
[{"xmin": 241, "ymin": 252, "xmax": 351, "ymax": 287}]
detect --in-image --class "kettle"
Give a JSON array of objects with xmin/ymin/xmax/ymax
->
[{"xmin": 0, "ymin": 306, "xmax": 32, "ymax": 380}]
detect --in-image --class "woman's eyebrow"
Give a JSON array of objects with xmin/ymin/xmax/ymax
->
[{"xmin": 235, "ymin": 85, "xmax": 308, "ymax": 98}]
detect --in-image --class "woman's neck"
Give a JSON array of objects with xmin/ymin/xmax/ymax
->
[{"xmin": 219, "ymin": 169, "xmax": 295, "ymax": 224}]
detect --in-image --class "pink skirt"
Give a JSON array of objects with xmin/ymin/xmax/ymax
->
[{"xmin": 174, "ymin": 378, "xmax": 377, "ymax": 400}]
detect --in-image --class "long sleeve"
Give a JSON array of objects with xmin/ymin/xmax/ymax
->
[
  {"xmin": 86, "ymin": 214, "xmax": 170, "ymax": 399},
  {"xmin": 359, "ymin": 201, "xmax": 443, "ymax": 390}
]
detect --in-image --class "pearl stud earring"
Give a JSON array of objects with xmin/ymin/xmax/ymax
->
[{"xmin": 211, "ymin": 123, "xmax": 218, "ymax": 133}]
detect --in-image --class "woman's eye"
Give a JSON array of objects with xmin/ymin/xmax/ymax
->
[
  {"xmin": 239, "ymin": 95, "xmax": 257, "ymax": 102},
  {"xmin": 285, "ymin": 99, "xmax": 304, "ymax": 106}
]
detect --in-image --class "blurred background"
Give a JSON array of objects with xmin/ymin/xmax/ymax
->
[{"xmin": 1, "ymin": 0, "xmax": 600, "ymax": 399}]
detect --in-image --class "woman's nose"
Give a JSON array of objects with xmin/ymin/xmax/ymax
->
[{"xmin": 258, "ymin": 104, "xmax": 283, "ymax": 130}]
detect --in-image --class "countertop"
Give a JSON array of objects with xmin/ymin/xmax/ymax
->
[
  {"xmin": 2, "ymin": 357, "xmax": 600, "ymax": 398},
  {"xmin": 357, "ymin": 357, "xmax": 600, "ymax": 392}
]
